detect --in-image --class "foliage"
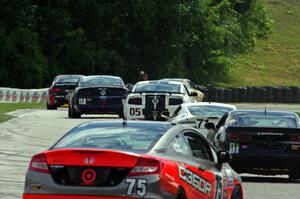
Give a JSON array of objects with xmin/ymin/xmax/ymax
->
[{"xmin": 0, "ymin": 0, "xmax": 270, "ymax": 87}]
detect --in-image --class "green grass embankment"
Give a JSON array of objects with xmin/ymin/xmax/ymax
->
[
  {"xmin": 226, "ymin": 0, "xmax": 300, "ymax": 87},
  {"xmin": 0, "ymin": 103, "xmax": 45, "ymax": 123}
]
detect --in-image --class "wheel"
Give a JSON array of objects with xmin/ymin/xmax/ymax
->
[
  {"xmin": 47, "ymin": 102, "xmax": 57, "ymax": 110},
  {"xmin": 69, "ymin": 104, "xmax": 81, "ymax": 118},
  {"xmin": 118, "ymin": 111, "xmax": 124, "ymax": 118},
  {"xmin": 289, "ymin": 169, "xmax": 300, "ymax": 180},
  {"xmin": 231, "ymin": 185, "xmax": 242, "ymax": 199},
  {"xmin": 68, "ymin": 105, "xmax": 71, "ymax": 117},
  {"xmin": 176, "ymin": 188, "xmax": 186, "ymax": 199}
]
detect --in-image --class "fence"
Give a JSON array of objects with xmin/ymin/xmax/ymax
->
[{"xmin": 0, "ymin": 87, "xmax": 48, "ymax": 103}]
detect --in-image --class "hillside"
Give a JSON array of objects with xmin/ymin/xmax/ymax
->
[{"xmin": 226, "ymin": 0, "xmax": 300, "ymax": 87}]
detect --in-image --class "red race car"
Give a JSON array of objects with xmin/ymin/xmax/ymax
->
[{"xmin": 23, "ymin": 120, "xmax": 243, "ymax": 199}]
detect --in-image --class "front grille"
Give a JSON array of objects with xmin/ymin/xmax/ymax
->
[{"xmin": 49, "ymin": 166, "xmax": 131, "ymax": 187}]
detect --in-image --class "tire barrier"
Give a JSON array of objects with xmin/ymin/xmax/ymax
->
[
  {"xmin": 200, "ymin": 86, "xmax": 300, "ymax": 103},
  {"xmin": 0, "ymin": 87, "xmax": 48, "ymax": 103}
]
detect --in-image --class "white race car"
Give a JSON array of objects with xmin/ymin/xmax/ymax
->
[
  {"xmin": 168, "ymin": 102, "xmax": 237, "ymax": 136},
  {"xmin": 124, "ymin": 80, "xmax": 197, "ymax": 120}
]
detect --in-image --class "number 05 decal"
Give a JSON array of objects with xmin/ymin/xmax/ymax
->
[
  {"xmin": 129, "ymin": 108, "xmax": 141, "ymax": 116},
  {"xmin": 125, "ymin": 178, "xmax": 147, "ymax": 197}
]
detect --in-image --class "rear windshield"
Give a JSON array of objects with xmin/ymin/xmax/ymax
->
[
  {"xmin": 188, "ymin": 106, "xmax": 233, "ymax": 117},
  {"xmin": 80, "ymin": 77, "xmax": 124, "ymax": 87},
  {"xmin": 52, "ymin": 126, "xmax": 165, "ymax": 152},
  {"xmin": 232, "ymin": 113, "xmax": 297, "ymax": 128},
  {"xmin": 56, "ymin": 76, "xmax": 81, "ymax": 83},
  {"xmin": 133, "ymin": 82, "xmax": 181, "ymax": 93}
]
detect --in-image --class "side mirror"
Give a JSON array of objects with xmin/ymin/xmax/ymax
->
[
  {"xmin": 189, "ymin": 92, "xmax": 198, "ymax": 96},
  {"xmin": 217, "ymin": 150, "xmax": 231, "ymax": 164},
  {"xmin": 161, "ymin": 111, "xmax": 170, "ymax": 120},
  {"xmin": 204, "ymin": 122, "xmax": 215, "ymax": 130}
]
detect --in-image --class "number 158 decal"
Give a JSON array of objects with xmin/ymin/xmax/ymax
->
[{"xmin": 125, "ymin": 178, "xmax": 147, "ymax": 197}]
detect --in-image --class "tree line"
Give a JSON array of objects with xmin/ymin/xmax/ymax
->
[{"xmin": 0, "ymin": 0, "xmax": 270, "ymax": 88}]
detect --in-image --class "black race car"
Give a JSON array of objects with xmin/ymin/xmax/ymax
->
[
  {"xmin": 47, "ymin": 75, "xmax": 83, "ymax": 110},
  {"xmin": 212, "ymin": 110, "xmax": 300, "ymax": 179},
  {"xmin": 68, "ymin": 75, "xmax": 128, "ymax": 118}
]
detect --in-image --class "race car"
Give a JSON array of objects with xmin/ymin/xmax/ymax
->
[
  {"xmin": 47, "ymin": 74, "xmax": 83, "ymax": 110},
  {"xmin": 124, "ymin": 80, "xmax": 197, "ymax": 121},
  {"xmin": 68, "ymin": 75, "xmax": 128, "ymax": 118},
  {"xmin": 168, "ymin": 102, "xmax": 236, "ymax": 136},
  {"xmin": 212, "ymin": 110, "xmax": 300, "ymax": 179},
  {"xmin": 23, "ymin": 120, "xmax": 243, "ymax": 199},
  {"xmin": 162, "ymin": 78, "xmax": 205, "ymax": 102}
]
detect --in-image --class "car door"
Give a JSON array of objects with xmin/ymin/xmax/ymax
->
[{"xmin": 182, "ymin": 130, "xmax": 223, "ymax": 199}]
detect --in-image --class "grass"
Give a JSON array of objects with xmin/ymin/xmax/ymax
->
[
  {"xmin": 297, "ymin": 113, "xmax": 300, "ymax": 117},
  {"xmin": 225, "ymin": 0, "xmax": 300, "ymax": 87},
  {"xmin": 0, "ymin": 102, "xmax": 45, "ymax": 123}
]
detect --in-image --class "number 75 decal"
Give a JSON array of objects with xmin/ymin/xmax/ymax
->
[{"xmin": 125, "ymin": 178, "xmax": 147, "ymax": 197}]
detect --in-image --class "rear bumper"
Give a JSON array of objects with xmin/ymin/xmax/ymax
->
[
  {"xmin": 230, "ymin": 154, "xmax": 300, "ymax": 172},
  {"xmin": 23, "ymin": 194, "xmax": 140, "ymax": 199},
  {"xmin": 75, "ymin": 104, "xmax": 123, "ymax": 114}
]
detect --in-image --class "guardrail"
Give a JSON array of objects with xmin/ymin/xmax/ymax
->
[
  {"xmin": 198, "ymin": 86, "xmax": 300, "ymax": 103},
  {"xmin": 0, "ymin": 87, "xmax": 48, "ymax": 103}
]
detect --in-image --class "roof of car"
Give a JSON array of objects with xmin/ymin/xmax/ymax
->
[
  {"xmin": 182, "ymin": 102, "xmax": 237, "ymax": 109},
  {"xmin": 231, "ymin": 110, "xmax": 297, "ymax": 116},
  {"xmin": 81, "ymin": 75, "xmax": 122, "ymax": 79},
  {"xmin": 135, "ymin": 80, "xmax": 182, "ymax": 85}
]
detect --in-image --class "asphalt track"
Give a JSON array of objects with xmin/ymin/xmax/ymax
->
[{"xmin": 0, "ymin": 103, "xmax": 300, "ymax": 199}]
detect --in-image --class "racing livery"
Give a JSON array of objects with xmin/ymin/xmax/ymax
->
[
  {"xmin": 213, "ymin": 110, "xmax": 300, "ymax": 179},
  {"xmin": 68, "ymin": 75, "xmax": 128, "ymax": 118},
  {"xmin": 168, "ymin": 102, "xmax": 236, "ymax": 136},
  {"xmin": 47, "ymin": 75, "xmax": 83, "ymax": 110},
  {"xmin": 23, "ymin": 120, "xmax": 243, "ymax": 199},
  {"xmin": 124, "ymin": 80, "xmax": 197, "ymax": 121}
]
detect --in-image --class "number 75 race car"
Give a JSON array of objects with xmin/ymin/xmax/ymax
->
[{"xmin": 23, "ymin": 120, "xmax": 243, "ymax": 199}]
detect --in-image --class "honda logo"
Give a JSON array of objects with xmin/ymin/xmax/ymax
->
[{"xmin": 84, "ymin": 157, "xmax": 95, "ymax": 165}]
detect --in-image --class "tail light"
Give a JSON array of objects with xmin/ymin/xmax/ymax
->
[
  {"xmin": 128, "ymin": 158, "xmax": 161, "ymax": 176},
  {"xmin": 289, "ymin": 135, "xmax": 300, "ymax": 142},
  {"xmin": 29, "ymin": 153, "xmax": 49, "ymax": 173},
  {"xmin": 169, "ymin": 98, "xmax": 183, "ymax": 105},
  {"xmin": 228, "ymin": 132, "xmax": 239, "ymax": 141},
  {"xmin": 128, "ymin": 98, "xmax": 142, "ymax": 105},
  {"xmin": 50, "ymin": 87, "xmax": 60, "ymax": 93}
]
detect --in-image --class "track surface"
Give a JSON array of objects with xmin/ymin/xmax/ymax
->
[{"xmin": 0, "ymin": 104, "xmax": 300, "ymax": 199}]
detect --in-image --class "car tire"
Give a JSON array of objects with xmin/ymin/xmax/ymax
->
[
  {"xmin": 176, "ymin": 187, "xmax": 186, "ymax": 199},
  {"xmin": 231, "ymin": 185, "xmax": 242, "ymax": 199},
  {"xmin": 289, "ymin": 169, "xmax": 300, "ymax": 180},
  {"xmin": 46, "ymin": 102, "xmax": 57, "ymax": 110},
  {"xmin": 118, "ymin": 111, "xmax": 124, "ymax": 118},
  {"xmin": 69, "ymin": 104, "xmax": 81, "ymax": 118},
  {"xmin": 68, "ymin": 105, "xmax": 71, "ymax": 117}
]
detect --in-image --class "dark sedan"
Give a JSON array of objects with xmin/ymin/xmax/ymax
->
[
  {"xmin": 47, "ymin": 75, "xmax": 83, "ymax": 110},
  {"xmin": 68, "ymin": 75, "xmax": 128, "ymax": 118},
  {"xmin": 212, "ymin": 110, "xmax": 300, "ymax": 179}
]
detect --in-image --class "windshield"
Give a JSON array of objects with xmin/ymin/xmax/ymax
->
[
  {"xmin": 232, "ymin": 113, "xmax": 297, "ymax": 128},
  {"xmin": 80, "ymin": 76, "xmax": 124, "ymax": 87},
  {"xmin": 188, "ymin": 105, "xmax": 233, "ymax": 117},
  {"xmin": 52, "ymin": 126, "xmax": 165, "ymax": 152},
  {"xmin": 133, "ymin": 82, "xmax": 181, "ymax": 93},
  {"xmin": 56, "ymin": 76, "xmax": 81, "ymax": 83}
]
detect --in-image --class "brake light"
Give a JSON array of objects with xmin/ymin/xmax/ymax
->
[
  {"xmin": 128, "ymin": 158, "xmax": 161, "ymax": 176},
  {"xmin": 169, "ymin": 98, "xmax": 183, "ymax": 105},
  {"xmin": 289, "ymin": 135, "xmax": 300, "ymax": 142},
  {"xmin": 50, "ymin": 88, "xmax": 60, "ymax": 93},
  {"xmin": 128, "ymin": 98, "xmax": 142, "ymax": 105},
  {"xmin": 29, "ymin": 153, "xmax": 49, "ymax": 173},
  {"xmin": 228, "ymin": 132, "xmax": 239, "ymax": 141}
]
